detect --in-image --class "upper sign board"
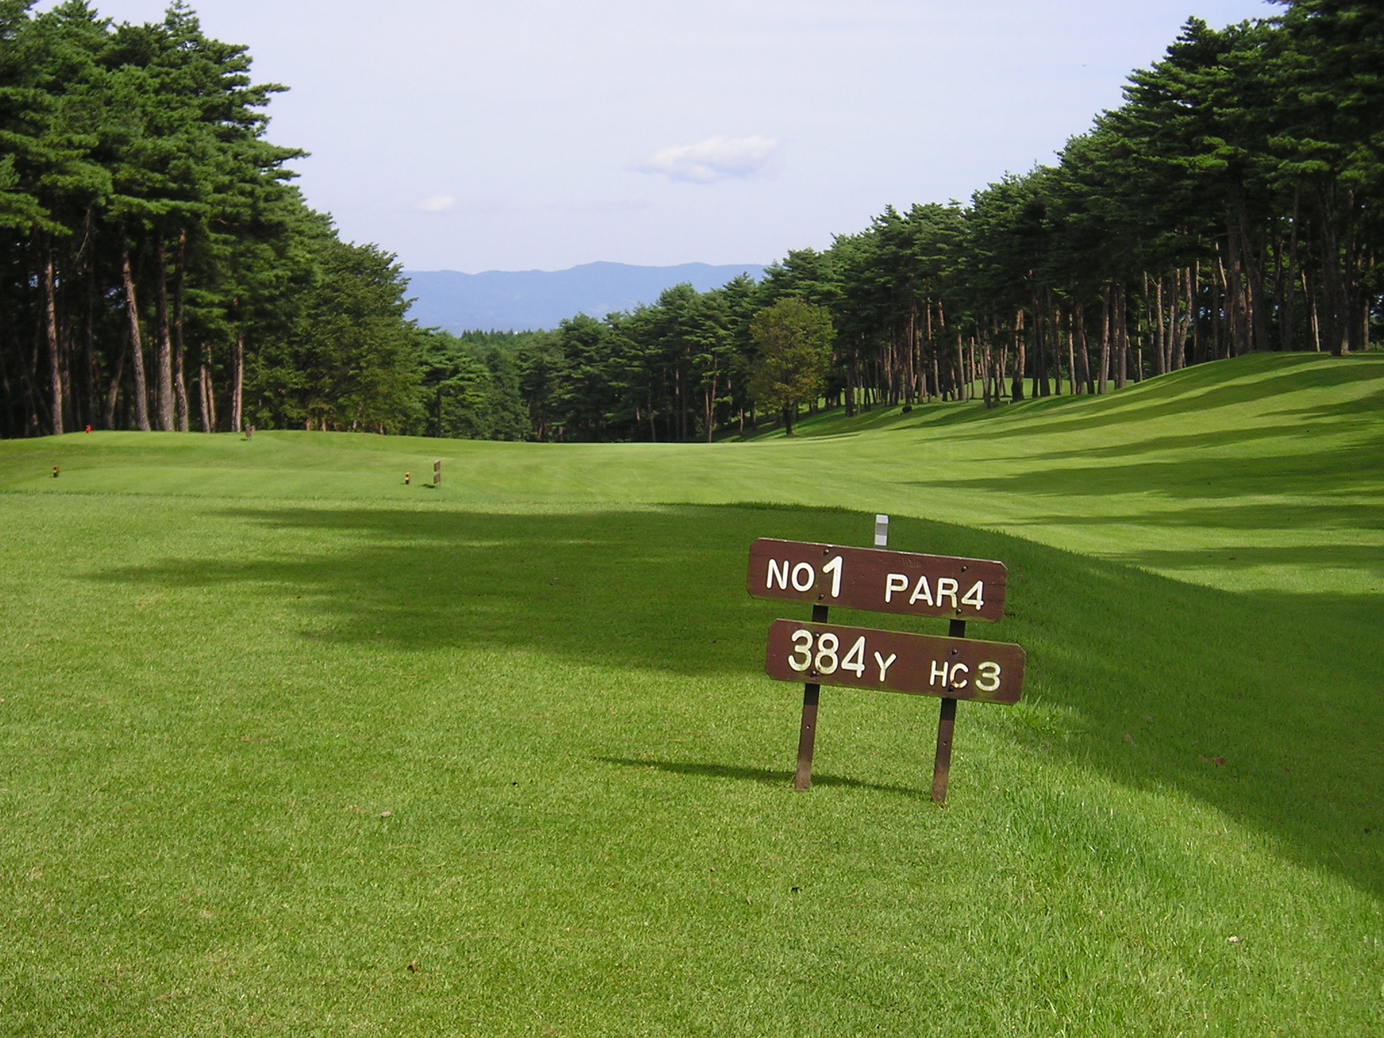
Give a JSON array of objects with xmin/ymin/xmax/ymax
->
[{"xmin": 746, "ymin": 538, "xmax": 1008, "ymax": 623}]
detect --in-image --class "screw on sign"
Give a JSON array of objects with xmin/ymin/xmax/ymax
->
[{"xmin": 747, "ymin": 528, "xmax": 1026, "ymax": 801}]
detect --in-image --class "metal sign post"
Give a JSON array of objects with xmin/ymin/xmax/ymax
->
[
  {"xmin": 792, "ymin": 603, "xmax": 829, "ymax": 791},
  {"xmin": 933, "ymin": 618, "xmax": 965, "ymax": 803}
]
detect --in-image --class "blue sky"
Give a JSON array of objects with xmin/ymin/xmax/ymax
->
[{"xmin": 38, "ymin": 0, "xmax": 1279, "ymax": 272}]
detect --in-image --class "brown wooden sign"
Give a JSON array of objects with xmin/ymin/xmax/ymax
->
[
  {"xmin": 747, "ymin": 538, "xmax": 1007, "ymax": 622},
  {"xmin": 764, "ymin": 619, "xmax": 1026, "ymax": 705}
]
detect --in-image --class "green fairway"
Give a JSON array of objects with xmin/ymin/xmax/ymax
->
[{"xmin": 1, "ymin": 353, "xmax": 1380, "ymax": 1035}]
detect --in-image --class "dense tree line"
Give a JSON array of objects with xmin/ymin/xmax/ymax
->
[
  {"xmin": 496, "ymin": 0, "xmax": 1381, "ymax": 441},
  {"xmin": 3, "ymin": 0, "xmax": 1379, "ymax": 442},
  {"xmin": 0, "ymin": 0, "xmax": 426, "ymax": 438}
]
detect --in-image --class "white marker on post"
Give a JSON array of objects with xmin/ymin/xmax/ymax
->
[{"xmin": 874, "ymin": 514, "xmax": 889, "ymax": 548}]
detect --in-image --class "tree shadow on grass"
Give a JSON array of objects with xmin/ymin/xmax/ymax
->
[
  {"xmin": 909, "ymin": 443, "xmax": 1380, "ymax": 505},
  {"xmin": 1105, "ymin": 545, "xmax": 1384, "ymax": 594},
  {"xmin": 88, "ymin": 502, "xmax": 1382, "ymax": 898},
  {"xmin": 91, "ymin": 504, "xmax": 909, "ymax": 680},
  {"xmin": 943, "ymin": 353, "xmax": 1384, "ymax": 443},
  {"xmin": 999, "ymin": 539, "xmax": 1382, "ymax": 899},
  {"xmin": 984, "ymin": 412, "xmax": 1376, "ymax": 465}
]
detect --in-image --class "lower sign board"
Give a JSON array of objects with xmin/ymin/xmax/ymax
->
[{"xmin": 764, "ymin": 619, "xmax": 1026, "ymax": 705}]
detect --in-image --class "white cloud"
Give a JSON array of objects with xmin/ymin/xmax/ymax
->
[
  {"xmin": 416, "ymin": 194, "xmax": 458, "ymax": 213},
  {"xmin": 639, "ymin": 136, "xmax": 780, "ymax": 184}
]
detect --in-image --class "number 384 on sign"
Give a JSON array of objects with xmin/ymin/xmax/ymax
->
[{"xmin": 764, "ymin": 620, "xmax": 1026, "ymax": 705}]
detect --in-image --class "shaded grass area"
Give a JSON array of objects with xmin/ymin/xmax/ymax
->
[{"xmin": 67, "ymin": 500, "xmax": 1384, "ymax": 898}]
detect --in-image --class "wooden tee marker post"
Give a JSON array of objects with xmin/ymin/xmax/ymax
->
[{"xmin": 746, "ymin": 519, "xmax": 1025, "ymax": 801}]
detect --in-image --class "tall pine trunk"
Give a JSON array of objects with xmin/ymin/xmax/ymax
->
[
  {"xmin": 1066, "ymin": 307, "xmax": 1077, "ymax": 396},
  {"xmin": 956, "ymin": 330, "xmax": 966, "ymax": 402},
  {"xmin": 231, "ymin": 330, "xmax": 244, "ymax": 434},
  {"xmin": 153, "ymin": 237, "xmax": 175, "ymax": 430},
  {"xmin": 1010, "ymin": 309, "xmax": 1026, "ymax": 402},
  {"xmin": 121, "ymin": 247, "xmax": 152, "ymax": 431},
  {"xmin": 1150, "ymin": 273, "xmax": 1167, "ymax": 376},
  {"xmin": 1174, "ymin": 267, "xmax": 1194, "ymax": 370},
  {"xmin": 1112, "ymin": 285, "xmax": 1123, "ymax": 390},
  {"xmin": 1098, "ymin": 286, "xmax": 1111, "ymax": 394},
  {"xmin": 173, "ymin": 229, "xmax": 190, "ymax": 431},
  {"xmin": 904, "ymin": 303, "xmax": 917, "ymax": 405},
  {"xmin": 1077, "ymin": 307, "xmax": 1093, "ymax": 394},
  {"xmin": 41, "ymin": 238, "xmax": 64, "ymax": 435},
  {"xmin": 198, "ymin": 343, "xmax": 216, "ymax": 433}
]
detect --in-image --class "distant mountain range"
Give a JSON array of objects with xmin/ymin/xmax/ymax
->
[{"xmin": 403, "ymin": 261, "xmax": 767, "ymax": 333}]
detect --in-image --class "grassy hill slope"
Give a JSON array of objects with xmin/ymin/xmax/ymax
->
[{"xmin": 0, "ymin": 353, "xmax": 1379, "ymax": 1035}]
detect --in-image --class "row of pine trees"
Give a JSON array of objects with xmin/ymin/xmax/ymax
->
[
  {"xmin": 0, "ymin": 0, "xmax": 421, "ymax": 439},
  {"xmin": 507, "ymin": 0, "xmax": 1380, "ymax": 442},
  {"xmin": 2, "ymin": 1, "xmax": 1380, "ymax": 442}
]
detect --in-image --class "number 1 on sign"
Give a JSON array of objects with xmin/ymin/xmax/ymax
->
[{"xmin": 822, "ymin": 554, "xmax": 843, "ymax": 598}]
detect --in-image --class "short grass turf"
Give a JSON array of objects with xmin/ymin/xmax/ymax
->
[{"xmin": 0, "ymin": 352, "xmax": 1380, "ymax": 1035}]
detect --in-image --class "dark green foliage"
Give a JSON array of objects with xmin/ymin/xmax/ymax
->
[
  {"xmin": 746, "ymin": 297, "xmax": 835, "ymax": 436},
  {"xmin": 414, "ymin": 330, "xmax": 530, "ymax": 441},
  {"xmin": 0, "ymin": 1, "xmax": 421, "ymax": 439},
  {"xmin": 246, "ymin": 235, "xmax": 421, "ymax": 433}
]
